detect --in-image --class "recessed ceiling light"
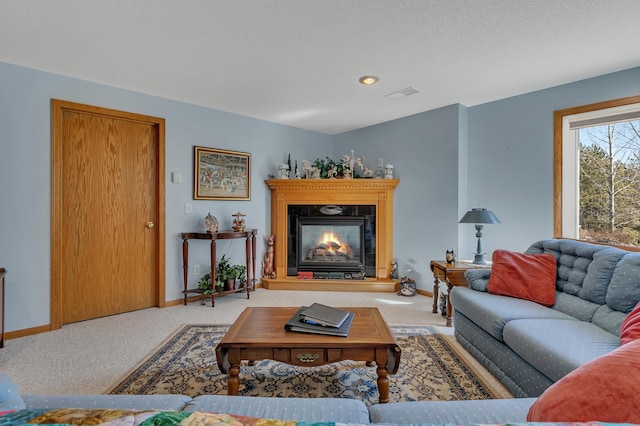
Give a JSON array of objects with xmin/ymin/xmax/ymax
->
[{"xmin": 358, "ymin": 75, "xmax": 379, "ymax": 85}]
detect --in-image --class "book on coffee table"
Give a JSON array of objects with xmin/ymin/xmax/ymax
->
[
  {"xmin": 284, "ymin": 306, "xmax": 354, "ymax": 337},
  {"xmin": 298, "ymin": 303, "xmax": 352, "ymax": 328}
]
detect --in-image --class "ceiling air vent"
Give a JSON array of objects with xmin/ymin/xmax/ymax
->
[{"xmin": 385, "ymin": 87, "xmax": 419, "ymax": 100}]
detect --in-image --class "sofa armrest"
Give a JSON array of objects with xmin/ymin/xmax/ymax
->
[{"xmin": 464, "ymin": 269, "xmax": 491, "ymax": 292}]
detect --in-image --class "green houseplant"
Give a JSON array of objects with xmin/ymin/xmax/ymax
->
[
  {"xmin": 197, "ymin": 255, "xmax": 247, "ymax": 294},
  {"xmin": 197, "ymin": 272, "xmax": 215, "ymax": 295},
  {"xmin": 215, "ymin": 255, "xmax": 247, "ymax": 291}
]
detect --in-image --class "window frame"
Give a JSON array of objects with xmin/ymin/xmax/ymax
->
[{"xmin": 553, "ymin": 94, "xmax": 640, "ymax": 246}]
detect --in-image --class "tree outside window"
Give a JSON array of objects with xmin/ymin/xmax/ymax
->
[{"xmin": 578, "ymin": 121, "xmax": 640, "ymax": 246}]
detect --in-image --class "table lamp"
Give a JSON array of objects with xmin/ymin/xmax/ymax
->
[{"xmin": 459, "ymin": 208, "xmax": 501, "ymax": 264}]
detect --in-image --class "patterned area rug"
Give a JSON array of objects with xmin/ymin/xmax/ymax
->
[{"xmin": 109, "ymin": 325, "xmax": 500, "ymax": 406}]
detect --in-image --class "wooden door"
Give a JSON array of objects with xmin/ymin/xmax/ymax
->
[{"xmin": 51, "ymin": 100, "xmax": 165, "ymax": 328}]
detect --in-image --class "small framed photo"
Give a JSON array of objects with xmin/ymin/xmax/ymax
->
[{"xmin": 194, "ymin": 146, "xmax": 251, "ymax": 200}]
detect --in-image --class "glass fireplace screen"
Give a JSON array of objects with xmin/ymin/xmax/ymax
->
[{"xmin": 296, "ymin": 216, "xmax": 365, "ymax": 273}]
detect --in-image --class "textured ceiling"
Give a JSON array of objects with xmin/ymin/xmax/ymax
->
[{"xmin": 1, "ymin": 1, "xmax": 640, "ymax": 135}]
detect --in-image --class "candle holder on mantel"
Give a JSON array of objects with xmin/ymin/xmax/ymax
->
[{"xmin": 232, "ymin": 212, "xmax": 246, "ymax": 232}]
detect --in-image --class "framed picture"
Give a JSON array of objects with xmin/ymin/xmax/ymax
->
[{"xmin": 194, "ymin": 146, "xmax": 251, "ymax": 200}]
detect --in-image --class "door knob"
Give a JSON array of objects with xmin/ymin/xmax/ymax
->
[{"xmin": 146, "ymin": 222, "xmax": 154, "ymax": 228}]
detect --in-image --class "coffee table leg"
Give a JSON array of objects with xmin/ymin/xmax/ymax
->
[
  {"xmin": 376, "ymin": 365, "xmax": 390, "ymax": 403},
  {"xmin": 228, "ymin": 363, "xmax": 240, "ymax": 395}
]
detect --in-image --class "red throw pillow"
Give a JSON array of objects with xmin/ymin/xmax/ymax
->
[
  {"xmin": 487, "ymin": 249, "xmax": 557, "ymax": 306},
  {"xmin": 620, "ymin": 301, "xmax": 640, "ymax": 345},
  {"xmin": 527, "ymin": 339, "xmax": 640, "ymax": 422}
]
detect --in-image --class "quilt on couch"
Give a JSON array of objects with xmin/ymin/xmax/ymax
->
[
  {"xmin": 0, "ymin": 408, "xmax": 296, "ymax": 426},
  {"xmin": 0, "ymin": 408, "xmax": 637, "ymax": 426}
]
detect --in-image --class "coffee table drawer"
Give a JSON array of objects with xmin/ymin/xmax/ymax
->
[
  {"xmin": 279, "ymin": 348, "xmax": 327, "ymax": 366},
  {"xmin": 270, "ymin": 348, "xmax": 377, "ymax": 366}
]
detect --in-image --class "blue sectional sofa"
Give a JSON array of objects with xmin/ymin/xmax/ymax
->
[
  {"xmin": 451, "ymin": 238, "xmax": 639, "ymax": 398},
  {"xmin": 1, "ymin": 372, "xmax": 538, "ymax": 424}
]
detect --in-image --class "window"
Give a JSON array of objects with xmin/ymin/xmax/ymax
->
[{"xmin": 554, "ymin": 95, "xmax": 640, "ymax": 248}]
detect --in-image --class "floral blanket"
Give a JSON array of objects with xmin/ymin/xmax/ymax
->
[{"xmin": 0, "ymin": 409, "xmax": 296, "ymax": 425}]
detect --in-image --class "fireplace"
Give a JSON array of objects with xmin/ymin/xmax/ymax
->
[
  {"xmin": 290, "ymin": 206, "xmax": 375, "ymax": 278},
  {"xmin": 264, "ymin": 179, "xmax": 399, "ymax": 291}
]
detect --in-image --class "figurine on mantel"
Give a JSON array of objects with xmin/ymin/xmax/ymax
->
[
  {"xmin": 341, "ymin": 150, "xmax": 365, "ymax": 178},
  {"xmin": 278, "ymin": 163, "xmax": 290, "ymax": 179},
  {"xmin": 384, "ymin": 163, "xmax": 394, "ymax": 179}
]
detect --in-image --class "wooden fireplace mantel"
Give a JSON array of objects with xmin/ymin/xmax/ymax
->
[{"xmin": 262, "ymin": 178, "xmax": 400, "ymax": 291}]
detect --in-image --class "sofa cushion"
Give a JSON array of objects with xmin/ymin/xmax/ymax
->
[
  {"xmin": 580, "ymin": 246, "xmax": 628, "ymax": 305},
  {"xmin": 450, "ymin": 286, "xmax": 574, "ymax": 341},
  {"xmin": 607, "ymin": 252, "xmax": 640, "ymax": 313},
  {"xmin": 525, "ymin": 239, "xmax": 627, "ymax": 305},
  {"xmin": 464, "ymin": 268, "xmax": 492, "ymax": 292},
  {"xmin": 487, "ymin": 250, "xmax": 557, "ymax": 306},
  {"xmin": 591, "ymin": 304, "xmax": 627, "ymax": 336},
  {"xmin": 550, "ymin": 291, "xmax": 601, "ymax": 322},
  {"xmin": 0, "ymin": 374, "xmax": 26, "ymax": 410},
  {"xmin": 185, "ymin": 395, "xmax": 370, "ymax": 424},
  {"xmin": 368, "ymin": 398, "xmax": 537, "ymax": 425},
  {"xmin": 527, "ymin": 338, "xmax": 640, "ymax": 423},
  {"xmin": 454, "ymin": 312, "xmax": 555, "ymax": 397},
  {"xmin": 503, "ymin": 319, "xmax": 620, "ymax": 382},
  {"xmin": 620, "ymin": 301, "xmax": 640, "ymax": 344}
]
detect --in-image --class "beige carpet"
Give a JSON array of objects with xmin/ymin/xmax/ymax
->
[
  {"xmin": 0, "ymin": 289, "xmax": 511, "ymax": 398},
  {"xmin": 109, "ymin": 324, "xmax": 504, "ymax": 405}
]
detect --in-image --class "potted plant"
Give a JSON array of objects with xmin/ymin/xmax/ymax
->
[
  {"xmin": 197, "ymin": 272, "xmax": 214, "ymax": 295},
  {"xmin": 215, "ymin": 255, "xmax": 247, "ymax": 291}
]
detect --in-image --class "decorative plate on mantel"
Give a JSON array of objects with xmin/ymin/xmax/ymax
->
[{"xmin": 320, "ymin": 205, "xmax": 343, "ymax": 215}]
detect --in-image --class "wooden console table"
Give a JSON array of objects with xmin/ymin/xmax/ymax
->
[
  {"xmin": 181, "ymin": 230, "xmax": 257, "ymax": 307},
  {"xmin": 430, "ymin": 260, "xmax": 491, "ymax": 326}
]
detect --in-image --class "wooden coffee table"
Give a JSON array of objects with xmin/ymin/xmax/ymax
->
[{"xmin": 215, "ymin": 306, "xmax": 401, "ymax": 403}]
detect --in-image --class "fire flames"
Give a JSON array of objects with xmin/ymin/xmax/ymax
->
[
  {"xmin": 319, "ymin": 231, "xmax": 348, "ymax": 256},
  {"xmin": 304, "ymin": 230, "xmax": 355, "ymax": 261}
]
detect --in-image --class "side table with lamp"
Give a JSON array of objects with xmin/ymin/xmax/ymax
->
[{"xmin": 431, "ymin": 207, "xmax": 500, "ymax": 326}]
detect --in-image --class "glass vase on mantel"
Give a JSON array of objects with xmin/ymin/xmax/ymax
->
[{"xmin": 204, "ymin": 212, "xmax": 219, "ymax": 233}]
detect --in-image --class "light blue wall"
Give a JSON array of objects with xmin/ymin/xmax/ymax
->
[
  {"xmin": 0, "ymin": 62, "xmax": 332, "ymax": 332},
  {"xmin": 466, "ymin": 67, "xmax": 640, "ymax": 257},
  {"xmin": 2, "ymin": 60, "xmax": 640, "ymax": 334},
  {"xmin": 333, "ymin": 104, "xmax": 462, "ymax": 289}
]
